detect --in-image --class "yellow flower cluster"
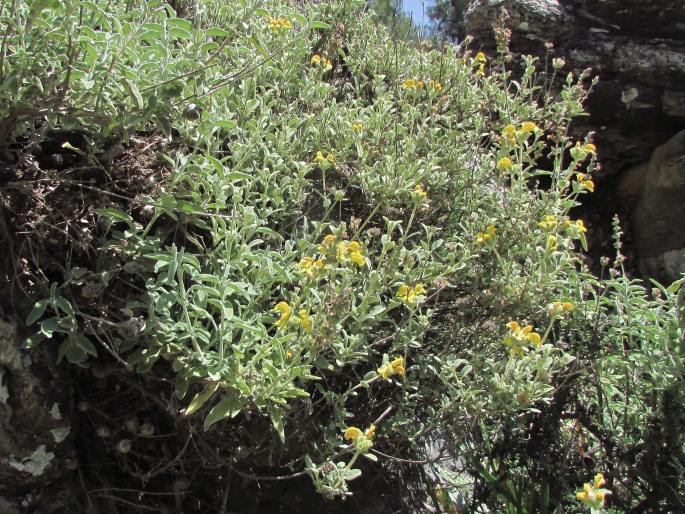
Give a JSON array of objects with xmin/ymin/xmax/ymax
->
[
  {"xmin": 576, "ymin": 473, "xmax": 610, "ymax": 510},
  {"xmin": 503, "ymin": 321, "xmax": 541, "ymax": 357},
  {"xmin": 538, "ymin": 215, "xmax": 558, "ymax": 231},
  {"xmin": 314, "ymin": 150, "xmax": 336, "ymax": 166},
  {"xmin": 564, "ymin": 219, "xmax": 587, "ymax": 238},
  {"xmin": 377, "ymin": 356, "xmax": 405, "ymax": 379},
  {"xmin": 299, "ymin": 256, "xmax": 327, "ymax": 276},
  {"xmin": 412, "ymin": 184, "xmax": 428, "ymax": 204},
  {"xmin": 273, "ymin": 301, "xmax": 311, "ymax": 332},
  {"xmin": 267, "ymin": 17, "xmax": 292, "ymax": 33},
  {"xmin": 429, "ymin": 79, "xmax": 443, "ymax": 92},
  {"xmin": 396, "ymin": 283, "xmax": 426, "ymax": 305},
  {"xmin": 476, "ymin": 225, "xmax": 497, "ymax": 245},
  {"xmin": 310, "ymin": 54, "xmax": 332, "ymax": 71},
  {"xmin": 538, "ymin": 216, "xmax": 587, "ymax": 245},
  {"xmin": 402, "ymin": 79, "xmax": 424, "ymax": 90},
  {"xmin": 352, "ymin": 122, "xmax": 363, "ymax": 133},
  {"xmin": 402, "ymin": 79, "xmax": 443, "ymax": 91},
  {"xmin": 571, "ymin": 141, "xmax": 598, "ymax": 161},
  {"xmin": 317, "ymin": 235, "xmax": 365, "ymax": 267},
  {"xmin": 549, "ymin": 301, "xmax": 574, "ymax": 317},
  {"xmin": 575, "ymin": 173, "xmax": 595, "ymax": 193},
  {"xmin": 501, "ymin": 121, "xmax": 539, "ymax": 145},
  {"xmin": 474, "ymin": 51, "xmax": 487, "ymax": 76},
  {"xmin": 344, "ymin": 424, "xmax": 376, "ymax": 453}
]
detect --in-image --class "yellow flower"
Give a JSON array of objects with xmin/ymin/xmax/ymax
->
[
  {"xmin": 347, "ymin": 241, "xmax": 361, "ymax": 253},
  {"xmin": 344, "ymin": 426, "xmax": 363, "ymax": 442},
  {"xmin": 396, "ymin": 284, "xmax": 411, "ymax": 302},
  {"xmin": 521, "ymin": 121, "xmax": 538, "ymax": 133},
  {"xmin": 576, "ymin": 473, "xmax": 610, "ymax": 510},
  {"xmin": 314, "ymin": 150, "xmax": 335, "ymax": 166},
  {"xmin": 396, "ymin": 284, "xmax": 426, "ymax": 305},
  {"xmin": 538, "ymin": 215, "xmax": 558, "ymax": 231},
  {"xmin": 403, "ymin": 78, "xmax": 417, "ymax": 89},
  {"xmin": 273, "ymin": 301, "xmax": 292, "ymax": 328},
  {"xmin": 503, "ymin": 321, "xmax": 542, "ymax": 356},
  {"xmin": 584, "ymin": 143, "xmax": 597, "ymax": 155},
  {"xmin": 429, "ymin": 79, "xmax": 443, "ymax": 92},
  {"xmin": 346, "ymin": 241, "xmax": 365, "ymax": 266},
  {"xmin": 502, "ymin": 124, "xmax": 517, "ymax": 144},
  {"xmin": 417, "ymin": 80, "xmax": 425, "ymax": 89},
  {"xmin": 575, "ymin": 173, "xmax": 595, "ymax": 192},
  {"xmin": 476, "ymin": 225, "xmax": 497, "ymax": 245},
  {"xmin": 378, "ymin": 356, "xmax": 406, "ymax": 380},
  {"xmin": 268, "ymin": 17, "xmax": 292, "ymax": 33},
  {"xmin": 322, "ymin": 234, "xmax": 336, "ymax": 246},
  {"xmin": 412, "ymin": 184, "xmax": 428, "ymax": 203},
  {"xmin": 546, "ymin": 235, "xmax": 558, "ymax": 251},
  {"xmin": 564, "ymin": 219, "xmax": 587, "ymax": 234},
  {"xmin": 297, "ymin": 309, "xmax": 311, "ymax": 333},
  {"xmin": 349, "ymin": 250, "xmax": 364, "ymax": 266},
  {"xmin": 286, "ymin": 348, "xmax": 293, "ymax": 359},
  {"xmin": 364, "ymin": 424, "xmax": 376, "ymax": 439},
  {"xmin": 352, "ymin": 122, "xmax": 363, "ymax": 132},
  {"xmin": 377, "ymin": 363, "xmax": 393, "ymax": 379},
  {"xmin": 497, "ymin": 157, "xmax": 513, "ymax": 170},
  {"xmin": 549, "ymin": 301, "xmax": 574, "ymax": 317},
  {"xmin": 391, "ymin": 356, "xmax": 405, "ymax": 376},
  {"xmin": 475, "ymin": 51, "xmax": 487, "ymax": 63},
  {"xmin": 311, "ymin": 54, "xmax": 332, "ymax": 70},
  {"xmin": 477, "ymin": 63, "xmax": 485, "ymax": 76},
  {"xmin": 299, "ymin": 256, "xmax": 314, "ymax": 269}
]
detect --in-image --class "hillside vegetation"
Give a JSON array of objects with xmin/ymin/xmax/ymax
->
[{"xmin": 1, "ymin": 0, "xmax": 684, "ymax": 512}]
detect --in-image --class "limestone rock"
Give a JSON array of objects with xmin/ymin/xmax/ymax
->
[{"xmin": 630, "ymin": 130, "xmax": 685, "ymax": 282}]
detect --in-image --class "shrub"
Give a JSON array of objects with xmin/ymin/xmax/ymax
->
[{"xmin": 4, "ymin": 0, "xmax": 684, "ymax": 511}]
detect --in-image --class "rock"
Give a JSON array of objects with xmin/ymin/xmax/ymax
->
[
  {"xmin": 0, "ymin": 317, "xmax": 75, "ymax": 513},
  {"xmin": 465, "ymin": 0, "xmax": 685, "ymax": 282},
  {"xmin": 629, "ymin": 130, "xmax": 685, "ymax": 282}
]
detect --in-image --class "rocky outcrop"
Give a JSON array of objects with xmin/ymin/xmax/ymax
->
[{"xmin": 465, "ymin": 0, "xmax": 685, "ymax": 282}]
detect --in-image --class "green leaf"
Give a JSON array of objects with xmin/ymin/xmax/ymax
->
[
  {"xmin": 58, "ymin": 340, "xmax": 87, "ymax": 365},
  {"xmin": 310, "ymin": 20, "xmax": 332, "ymax": 30},
  {"xmin": 94, "ymin": 208, "xmax": 133, "ymax": 224},
  {"xmin": 270, "ymin": 409, "xmax": 285, "ymax": 443},
  {"xmin": 54, "ymin": 296, "xmax": 74, "ymax": 317},
  {"xmin": 166, "ymin": 18, "xmax": 193, "ymax": 32},
  {"xmin": 203, "ymin": 393, "xmax": 242, "ymax": 430},
  {"xmin": 248, "ymin": 34, "xmax": 271, "ymax": 61},
  {"xmin": 124, "ymin": 78, "xmax": 144, "ymax": 110},
  {"xmin": 213, "ymin": 119, "xmax": 237, "ymax": 130},
  {"xmin": 25, "ymin": 332, "xmax": 46, "ymax": 349},
  {"xmin": 206, "ymin": 27, "xmax": 230, "ymax": 37},
  {"xmin": 184, "ymin": 382, "xmax": 220, "ymax": 416},
  {"xmin": 74, "ymin": 335, "xmax": 97, "ymax": 357},
  {"xmin": 226, "ymin": 171, "xmax": 251, "ymax": 182},
  {"xmin": 40, "ymin": 317, "xmax": 59, "ymax": 338},
  {"xmin": 26, "ymin": 299, "xmax": 49, "ymax": 325}
]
